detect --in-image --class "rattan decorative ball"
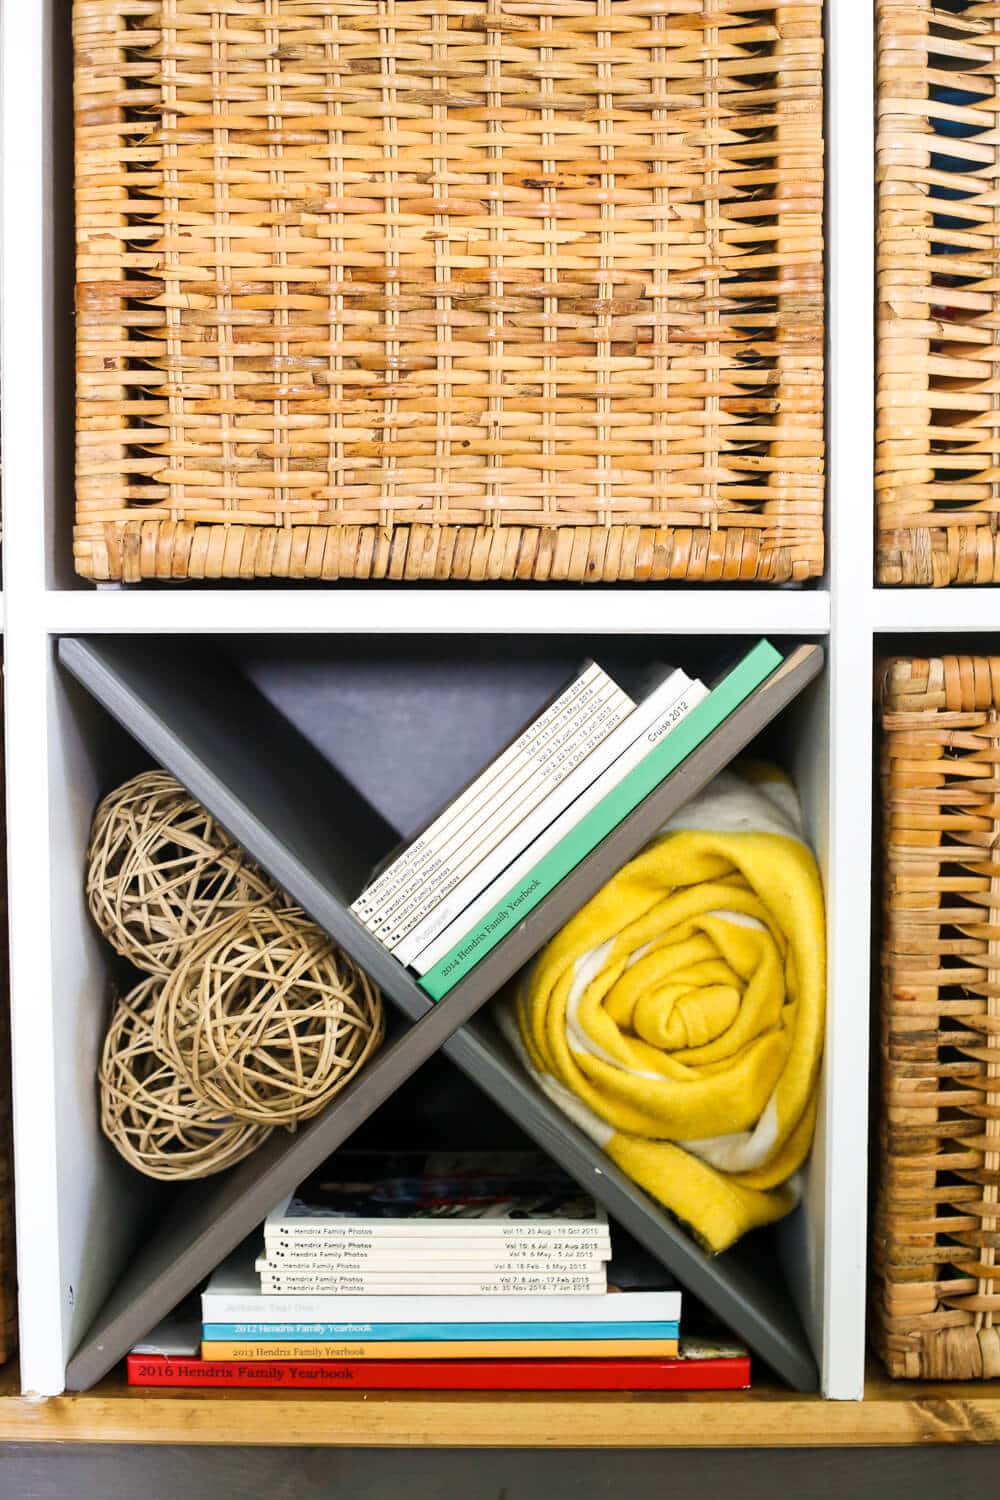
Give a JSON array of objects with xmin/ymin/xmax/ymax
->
[
  {"xmin": 87, "ymin": 770, "xmax": 276, "ymax": 976},
  {"xmin": 155, "ymin": 905, "xmax": 385, "ymax": 1128},
  {"xmin": 99, "ymin": 976, "xmax": 272, "ymax": 1181}
]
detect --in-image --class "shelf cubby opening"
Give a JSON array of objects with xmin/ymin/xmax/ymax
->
[{"xmin": 48, "ymin": 633, "xmax": 826, "ymax": 1392}]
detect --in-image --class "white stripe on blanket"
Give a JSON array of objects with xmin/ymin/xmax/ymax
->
[
  {"xmin": 499, "ymin": 768, "xmax": 812, "ymax": 1217},
  {"xmin": 566, "ymin": 938, "xmax": 661, "ymax": 1081},
  {"xmin": 658, "ymin": 769, "xmax": 807, "ymax": 844},
  {"xmin": 683, "ymin": 1090, "xmax": 780, "ymax": 1172},
  {"xmin": 499, "ymin": 996, "xmax": 786, "ymax": 1178}
]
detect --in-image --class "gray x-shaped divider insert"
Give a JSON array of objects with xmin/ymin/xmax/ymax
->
[{"xmin": 59, "ymin": 636, "xmax": 824, "ymax": 1393}]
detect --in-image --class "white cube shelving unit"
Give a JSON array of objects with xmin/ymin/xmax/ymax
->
[{"xmin": 0, "ymin": 0, "xmax": 965, "ymax": 1426}]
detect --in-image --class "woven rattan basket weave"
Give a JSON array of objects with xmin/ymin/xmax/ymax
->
[
  {"xmin": 876, "ymin": 656, "xmax": 1000, "ymax": 1380},
  {"xmin": 74, "ymin": 1, "xmax": 824, "ymax": 584},
  {"xmin": 877, "ymin": 0, "xmax": 1000, "ymax": 586}
]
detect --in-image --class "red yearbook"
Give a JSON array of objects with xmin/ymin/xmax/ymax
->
[{"xmin": 127, "ymin": 1342, "xmax": 750, "ymax": 1393}]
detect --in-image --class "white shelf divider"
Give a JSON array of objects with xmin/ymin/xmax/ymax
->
[
  {"xmin": 819, "ymin": 0, "xmax": 877, "ymax": 1402},
  {"xmin": 870, "ymin": 588, "xmax": 1000, "ymax": 633},
  {"xmin": 42, "ymin": 588, "xmax": 831, "ymax": 639}
]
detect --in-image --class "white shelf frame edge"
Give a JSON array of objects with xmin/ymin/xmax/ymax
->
[
  {"xmin": 0, "ymin": 0, "xmax": 890, "ymax": 1405},
  {"xmin": 819, "ymin": 0, "xmax": 877, "ymax": 1404},
  {"xmin": 42, "ymin": 589, "xmax": 832, "ymax": 638},
  {"xmin": 870, "ymin": 589, "xmax": 1000, "ymax": 632},
  {"xmin": 1, "ymin": 0, "xmax": 72, "ymax": 1397}
]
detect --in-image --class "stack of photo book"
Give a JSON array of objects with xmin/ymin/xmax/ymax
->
[
  {"xmin": 127, "ymin": 1153, "xmax": 750, "ymax": 1391},
  {"xmin": 353, "ymin": 639, "xmax": 782, "ymax": 999}
]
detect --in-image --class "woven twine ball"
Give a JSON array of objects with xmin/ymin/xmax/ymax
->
[
  {"xmin": 99, "ymin": 976, "xmax": 272, "ymax": 1181},
  {"xmin": 87, "ymin": 770, "xmax": 276, "ymax": 976},
  {"xmin": 154, "ymin": 905, "xmax": 385, "ymax": 1128}
]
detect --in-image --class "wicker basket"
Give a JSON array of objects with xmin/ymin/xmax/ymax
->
[
  {"xmin": 876, "ymin": 0, "xmax": 1000, "ymax": 586},
  {"xmin": 74, "ymin": 1, "xmax": 825, "ymax": 584},
  {"xmin": 875, "ymin": 656, "xmax": 1000, "ymax": 1380}
]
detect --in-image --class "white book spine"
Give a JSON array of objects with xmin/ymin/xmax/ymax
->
[
  {"xmin": 203, "ymin": 1289, "xmax": 682, "ymax": 1324},
  {"xmin": 257, "ymin": 1276, "xmax": 608, "ymax": 1296},
  {"xmin": 375, "ymin": 686, "xmax": 635, "ymax": 947},
  {"xmin": 390, "ymin": 670, "xmax": 693, "ymax": 966},
  {"xmin": 262, "ymin": 1223, "xmax": 610, "ymax": 1242},
  {"xmin": 351, "ymin": 663, "xmax": 603, "ymax": 917},
  {"xmin": 259, "ymin": 1251, "xmax": 609, "ymax": 1272},
  {"xmin": 261, "ymin": 1237, "xmax": 610, "ymax": 1260},
  {"xmin": 408, "ymin": 681, "xmax": 710, "ymax": 974},
  {"xmin": 368, "ymin": 681, "xmax": 631, "ymax": 934},
  {"xmin": 256, "ymin": 1258, "xmax": 606, "ymax": 1285},
  {"xmin": 362, "ymin": 676, "xmax": 631, "ymax": 932}
]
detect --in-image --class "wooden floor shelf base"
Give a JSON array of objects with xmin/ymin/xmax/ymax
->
[{"xmin": 0, "ymin": 1373, "xmax": 997, "ymax": 1448}]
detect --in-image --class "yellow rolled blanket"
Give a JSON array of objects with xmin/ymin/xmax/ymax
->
[{"xmin": 499, "ymin": 763, "xmax": 826, "ymax": 1253}]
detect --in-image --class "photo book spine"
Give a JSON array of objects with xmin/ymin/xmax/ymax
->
[
  {"xmin": 417, "ymin": 641, "xmax": 782, "ymax": 998},
  {"xmin": 351, "ymin": 662, "xmax": 608, "ymax": 918},
  {"xmin": 202, "ymin": 1320, "xmax": 681, "ymax": 1343},
  {"xmin": 128, "ymin": 1354, "xmax": 746, "ymax": 1392},
  {"xmin": 201, "ymin": 1290, "xmax": 682, "ymax": 1324},
  {"xmin": 376, "ymin": 672, "xmax": 693, "ymax": 950},
  {"xmin": 256, "ymin": 1274, "xmax": 607, "ymax": 1296},
  {"xmin": 404, "ymin": 682, "xmax": 708, "ymax": 972},
  {"xmin": 259, "ymin": 1250, "xmax": 609, "ymax": 1272},
  {"xmin": 199, "ymin": 1335, "xmax": 682, "ymax": 1361},
  {"xmin": 366, "ymin": 678, "xmax": 634, "ymax": 938},
  {"xmin": 262, "ymin": 1223, "xmax": 611, "ymax": 1243}
]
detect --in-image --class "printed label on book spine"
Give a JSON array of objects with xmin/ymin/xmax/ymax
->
[
  {"xmin": 370, "ymin": 687, "xmax": 626, "ymax": 933},
  {"xmin": 375, "ymin": 690, "xmax": 635, "ymax": 946},
  {"xmin": 260, "ymin": 1251, "xmax": 607, "ymax": 1270},
  {"xmin": 352, "ymin": 664, "xmax": 605, "ymax": 916},
  {"xmin": 363, "ymin": 679, "xmax": 631, "ymax": 932},
  {"xmin": 389, "ymin": 675, "xmax": 691, "ymax": 966},
  {"xmin": 257, "ymin": 1276, "xmax": 607, "ymax": 1295},
  {"xmin": 265, "ymin": 1224, "xmax": 610, "ymax": 1240},
  {"xmin": 417, "ymin": 642, "xmax": 783, "ymax": 997},
  {"xmin": 402, "ymin": 686, "xmax": 706, "ymax": 972}
]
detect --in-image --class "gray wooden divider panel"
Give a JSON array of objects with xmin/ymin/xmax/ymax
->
[{"xmin": 58, "ymin": 636, "xmax": 823, "ymax": 1392}]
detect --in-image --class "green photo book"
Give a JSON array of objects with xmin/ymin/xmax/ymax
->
[{"xmin": 418, "ymin": 639, "xmax": 783, "ymax": 1001}]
